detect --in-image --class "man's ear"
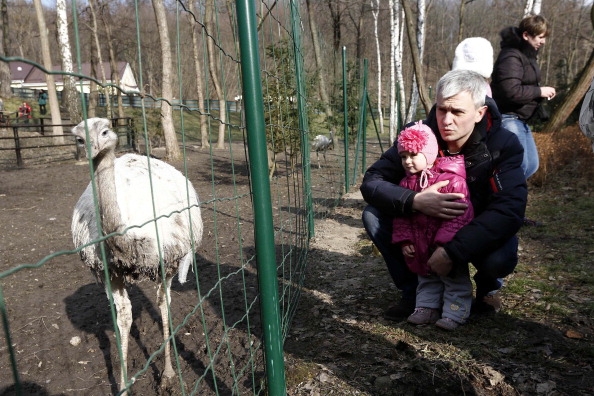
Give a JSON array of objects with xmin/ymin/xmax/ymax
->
[
  {"xmin": 522, "ymin": 31, "xmax": 530, "ymax": 41},
  {"xmin": 475, "ymin": 105, "xmax": 487, "ymax": 123}
]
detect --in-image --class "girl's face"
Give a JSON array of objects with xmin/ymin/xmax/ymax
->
[
  {"xmin": 523, "ymin": 31, "xmax": 546, "ymax": 51},
  {"xmin": 400, "ymin": 151, "xmax": 428, "ymax": 174}
]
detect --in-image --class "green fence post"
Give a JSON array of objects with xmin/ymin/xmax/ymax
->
[
  {"xmin": 235, "ymin": 0, "xmax": 287, "ymax": 394},
  {"xmin": 342, "ymin": 47, "xmax": 349, "ymax": 194},
  {"xmin": 361, "ymin": 59, "xmax": 368, "ymax": 174}
]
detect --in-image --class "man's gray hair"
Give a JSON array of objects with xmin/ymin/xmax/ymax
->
[{"xmin": 436, "ymin": 70, "xmax": 487, "ymax": 108}]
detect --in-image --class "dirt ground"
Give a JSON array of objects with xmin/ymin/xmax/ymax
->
[
  {"xmin": 1, "ymin": 130, "xmax": 593, "ymax": 396},
  {"xmin": 0, "ymin": 143, "xmax": 273, "ymax": 395}
]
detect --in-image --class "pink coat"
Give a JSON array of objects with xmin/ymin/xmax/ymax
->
[{"xmin": 392, "ymin": 155, "xmax": 474, "ymax": 276}]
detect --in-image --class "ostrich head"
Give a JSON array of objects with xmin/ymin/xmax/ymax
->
[{"xmin": 72, "ymin": 118, "xmax": 118, "ymax": 159}]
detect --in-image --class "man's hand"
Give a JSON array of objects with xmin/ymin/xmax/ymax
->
[
  {"xmin": 428, "ymin": 247, "xmax": 453, "ymax": 277},
  {"xmin": 412, "ymin": 180, "xmax": 467, "ymax": 219}
]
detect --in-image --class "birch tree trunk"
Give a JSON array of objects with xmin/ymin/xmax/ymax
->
[
  {"xmin": 396, "ymin": 8, "xmax": 406, "ymax": 126},
  {"xmin": 524, "ymin": 0, "xmax": 541, "ymax": 17},
  {"xmin": 388, "ymin": 0, "xmax": 398, "ymax": 143},
  {"xmin": 371, "ymin": 0, "xmax": 384, "ymax": 134},
  {"xmin": 33, "ymin": 0, "xmax": 63, "ymax": 141},
  {"xmin": 56, "ymin": 0, "xmax": 82, "ymax": 124},
  {"xmin": 88, "ymin": 0, "xmax": 111, "ymax": 117},
  {"xmin": 205, "ymin": 0, "xmax": 227, "ymax": 150},
  {"xmin": 153, "ymin": 0, "xmax": 180, "ymax": 159},
  {"xmin": 188, "ymin": 0, "xmax": 210, "ymax": 149},
  {"xmin": 306, "ymin": 0, "xmax": 333, "ymax": 120}
]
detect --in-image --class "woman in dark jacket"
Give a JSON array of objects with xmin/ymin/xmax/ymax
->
[{"xmin": 491, "ymin": 14, "xmax": 556, "ymax": 180}]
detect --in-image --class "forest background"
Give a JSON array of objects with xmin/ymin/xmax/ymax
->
[{"xmin": 1, "ymin": 0, "xmax": 594, "ymax": 151}]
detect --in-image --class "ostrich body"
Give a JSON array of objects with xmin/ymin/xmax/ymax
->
[
  {"xmin": 71, "ymin": 118, "xmax": 203, "ymax": 394},
  {"xmin": 311, "ymin": 131, "xmax": 334, "ymax": 168}
]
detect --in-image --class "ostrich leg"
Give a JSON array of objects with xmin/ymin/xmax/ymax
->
[
  {"xmin": 109, "ymin": 277, "xmax": 132, "ymax": 396},
  {"xmin": 157, "ymin": 276, "xmax": 175, "ymax": 382}
]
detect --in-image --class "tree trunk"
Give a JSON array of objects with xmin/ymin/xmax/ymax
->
[
  {"xmin": 188, "ymin": 0, "xmax": 210, "ymax": 149},
  {"xmin": 306, "ymin": 0, "xmax": 333, "ymax": 120},
  {"xmin": 457, "ymin": 0, "xmax": 465, "ymax": 44},
  {"xmin": 0, "ymin": 0, "xmax": 10, "ymax": 98},
  {"xmin": 88, "ymin": 0, "xmax": 111, "ymax": 117},
  {"xmin": 205, "ymin": 0, "xmax": 226, "ymax": 150},
  {"xmin": 152, "ymin": 0, "xmax": 180, "ymax": 160},
  {"xmin": 400, "ymin": 0, "xmax": 431, "ymax": 115},
  {"xmin": 56, "ymin": 0, "xmax": 82, "ymax": 124},
  {"xmin": 406, "ymin": 0, "xmax": 425, "ymax": 123},
  {"xmin": 98, "ymin": 0, "xmax": 123, "ymax": 119},
  {"xmin": 543, "ymin": 5, "xmax": 594, "ymax": 134},
  {"xmin": 33, "ymin": 0, "xmax": 63, "ymax": 141},
  {"xmin": 371, "ymin": 0, "xmax": 384, "ymax": 134}
]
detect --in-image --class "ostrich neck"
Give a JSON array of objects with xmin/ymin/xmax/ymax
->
[{"xmin": 94, "ymin": 151, "xmax": 124, "ymax": 236}]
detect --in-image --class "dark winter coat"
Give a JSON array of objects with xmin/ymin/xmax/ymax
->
[
  {"xmin": 491, "ymin": 26, "xmax": 543, "ymax": 121},
  {"xmin": 360, "ymin": 97, "xmax": 527, "ymax": 267},
  {"xmin": 392, "ymin": 155, "xmax": 474, "ymax": 276}
]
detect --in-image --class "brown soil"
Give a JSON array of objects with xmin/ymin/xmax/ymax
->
[
  {"xmin": 1, "ymin": 129, "xmax": 593, "ymax": 396},
  {"xmin": 0, "ymin": 143, "xmax": 267, "ymax": 395}
]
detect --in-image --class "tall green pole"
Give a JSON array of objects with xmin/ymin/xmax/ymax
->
[
  {"xmin": 361, "ymin": 59, "xmax": 368, "ymax": 174},
  {"xmin": 342, "ymin": 47, "xmax": 349, "ymax": 193},
  {"xmin": 235, "ymin": 0, "xmax": 287, "ymax": 394}
]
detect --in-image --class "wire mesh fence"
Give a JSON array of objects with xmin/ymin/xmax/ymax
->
[{"xmin": 0, "ymin": 0, "xmax": 389, "ymax": 394}]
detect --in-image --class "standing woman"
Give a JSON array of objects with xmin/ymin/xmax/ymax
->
[{"xmin": 491, "ymin": 14, "xmax": 556, "ymax": 180}]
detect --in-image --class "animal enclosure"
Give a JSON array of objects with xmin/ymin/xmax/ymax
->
[{"xmin": 0, "ymin": 0, "xmax": 388, "ymax": 394}]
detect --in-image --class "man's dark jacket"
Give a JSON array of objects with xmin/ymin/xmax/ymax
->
[
  {"xmin": 491, "ymin": 26, "xmax": 542, "ymax": 120},
  {"xmin": 360, "ymin": 97, "xmax": 527, "ymax": 266}
]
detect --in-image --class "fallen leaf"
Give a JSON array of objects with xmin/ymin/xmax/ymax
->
[{"xmin": 565, "ymin": 330, "xmax": 584, "ymax": 339}]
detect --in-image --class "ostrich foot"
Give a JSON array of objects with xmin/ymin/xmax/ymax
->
[{"xmin": 159, "ymin": 372, "xmax": 175, "ymax": 394}]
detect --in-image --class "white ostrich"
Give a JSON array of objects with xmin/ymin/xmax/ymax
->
[
  {"xmin": 70, "ymin": 118, "xmax": 203, "ymax": 394},
  {"xmin": 311, "ymin": 130, "xmax": 334, "ymax": 168}
]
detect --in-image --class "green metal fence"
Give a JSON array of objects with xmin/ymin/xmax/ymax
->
[{"xmin": 0, "ymin": 0, "xmax": 389, "ymax": 394}]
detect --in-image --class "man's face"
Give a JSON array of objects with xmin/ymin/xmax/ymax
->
[{"xmin": 436, "ymin": 91, "xmax": 486, "ymax": 149}]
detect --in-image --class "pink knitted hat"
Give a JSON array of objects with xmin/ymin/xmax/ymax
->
[{"xmin": 397, "ymin": 121, "xmax": 439, "ymax": 165}]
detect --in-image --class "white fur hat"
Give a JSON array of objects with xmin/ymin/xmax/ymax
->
[{"xmin": 452, "ymin": 37, "xmax": 494, "ymax": 79}]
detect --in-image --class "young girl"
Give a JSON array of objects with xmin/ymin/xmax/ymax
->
[{"xmin": 392, "ymin": 122, "xmax": 474, "ymax": 330}]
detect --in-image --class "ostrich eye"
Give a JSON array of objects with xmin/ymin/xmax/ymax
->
[
  {"xmin": 101, "ymin": 129, "xmax": 109, "ymax": 136},
  {"xmin": 76, "ymin": 137, "xmax": 85, "ymax": 145}
]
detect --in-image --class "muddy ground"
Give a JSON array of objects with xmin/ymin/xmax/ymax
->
[{"xmin": 1, "ymin": 130, "xmax": 593, "ymax": 396}]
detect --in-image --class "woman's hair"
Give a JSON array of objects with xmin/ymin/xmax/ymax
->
[
  {"xmin": 436, "ymin": 70, "xmax": 487, "ymax": 109},
  {"xmin": 519, "ymin": 14, "xmax": 549, "ymax": 37}
]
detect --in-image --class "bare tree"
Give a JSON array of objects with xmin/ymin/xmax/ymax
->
[
  {"xmin": 306, "ymin": 0, "xmax": 333, "ymax": 120},
  {"xmin": 400, "ymin": 0, "xmax": 431, "ymax": 115},
  {"xmin": 98, "ymin": 0, "xmax": 125, "ymax": 119},
  {"xmin": 188, "ymin": 0, "xmax": 209, "ymax": 149},
  {"xmin": 406, "ymin": 0, "xmax": 426, "ymax": 123},
  {"xmin": 205, "ymin": 0, "xmax": 227, "ymax": 150},
  {"xmin": 87, "ymin": 0, "xmax": 111, "ymax": 117},
  {"xmin": 56, "ymin": 0, "xmax": 82, "ymax": 124},
  {"xmin": 544, "ymin": 5, "xmax": 594, "ymax": 134},
  {"xmin": 370, "ymin": 0, "xmax": 384, "ymax": 134},
  {"xmin": 523, "ymin": 0, "xmax": 541, "ymax": 17},
  {"xmin": 153, "ymin": 0, "xmax": 181, "ymax": 160},
  {"xmin": 32, "ymin": 0, "xmax": 63, "ymax": 141},
  {"xmin": 0, "ymin": 0, "xmax": 10, "ymax": 98},
  {"xmin": 0, "ymin": 1, "xmax": 10, "ymax": 98},
  {"xmin": 389, "ymin": 0, "xmax": 404, "ymax": 143}
]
